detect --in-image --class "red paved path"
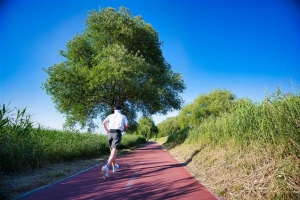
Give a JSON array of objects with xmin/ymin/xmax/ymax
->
[{"xmin": 19, "ymin": 142, "xmax": 219, "ymax": 200}]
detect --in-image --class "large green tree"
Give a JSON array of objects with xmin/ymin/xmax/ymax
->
[{"xmin": 43, "ymin": 7, "xmax": 185, "ymax": 131}]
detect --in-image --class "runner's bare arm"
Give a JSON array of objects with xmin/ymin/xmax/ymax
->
[
  {"xmin": 102, "ymin": 120, "xmax": 110, "ymax": 134},
  {"xmin": 123, "ymin": 123, "xmax": 129, "ymax": 132}
]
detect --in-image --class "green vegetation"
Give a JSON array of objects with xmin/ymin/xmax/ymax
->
[
  {"xmin": 136, "ymin": 116, "xmax": 157, "ymax": 140},
  {"xmin": 0, "ymin": 104, "xmax": 146, "ymax": 173},
  {"xmin": 186, "ymin": 88, "xmax": 300, "ymax": 146},
  {"xmin": 42, "ymin": 6, "xmax": 185, "ymax": 131},
  {"xmin": 158, "ymin": 88, "xmax": 300, "ymax": 199},
  {"xmin": 177, "ymin": 89, "xmax": 236, "ymax": 129},
  {"xmin": 157, "ymin": 117, "xmax": 180, "ymax": 138}
]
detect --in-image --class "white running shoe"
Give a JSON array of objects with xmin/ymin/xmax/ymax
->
[
  {"xmin": 113, "ymin": 164, "xmax": 119, "ymax": 173},
  {"xmin": 102, "ymin": 165, "xmax": 109, "ymax": 178}
]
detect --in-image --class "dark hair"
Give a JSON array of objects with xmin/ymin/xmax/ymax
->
[{"xmin": 114, "ymin": 105, "xmax": 122, "ymax": 110}]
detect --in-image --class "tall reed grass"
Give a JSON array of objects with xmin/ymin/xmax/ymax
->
[
  {"xmin": 164, "ymin": 89, "xmax": 300, "ymax": 199},
  {"xmin": 186, "ymin": 90, "xmax": 300, "ymax": 148},
  {"xmin": 0, "ymin": 104, "xmax": 146, "ymax": 173}
]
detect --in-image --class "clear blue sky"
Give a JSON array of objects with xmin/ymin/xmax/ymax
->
[{"xmin": 1, "ymin": 0, "xmax": 299, "ymax": 132}]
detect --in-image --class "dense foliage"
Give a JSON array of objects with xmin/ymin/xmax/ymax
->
[
  {"xmin": 186, "ymin": 89, "xmax": 300, "ymax": 146},
  {"xmin": 0, "ymin": 104, "xmax": 146, "ymax": 173},
  {"xmin": 42, "ymin": 7, "xmax": 185, "ymax": 131},
  {"xmin": 161, "ymin": 88, "xmax": 300, "ymax": 199},
  {"xmin": 159, "ymin": 88, "xmax": 300, "ymax": 146},
  {"xmin": 177, "ymin": 89, "xmax": 236, "ymax": 129},
  {"xmin": 136, "ymin": 116, "xmax": 157, "ymax": 139},
  {"xmin": 157, "ymin": 117, "xmax": 180, "ymax": 137}
]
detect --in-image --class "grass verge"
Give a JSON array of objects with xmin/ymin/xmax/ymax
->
[{"xmin": 165, "ymin": 141, "xmax": 300, "ymax": 200}]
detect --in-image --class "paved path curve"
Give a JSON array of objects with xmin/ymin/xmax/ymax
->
[{"xmin": 19, "ymin": 142, "xmax": 219, "ymax": 200}]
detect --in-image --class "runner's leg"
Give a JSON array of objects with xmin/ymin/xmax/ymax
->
[{"xmin": 107, "ymin": 148, "xmax": 118, "ymax": 166}]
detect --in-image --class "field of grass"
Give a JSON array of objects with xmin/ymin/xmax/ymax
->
[
  {"xmin": 0, "ymin": 104, "xmax": 146, "ymax": 173},
  {"xmin": 1, "ymin": 88, "xmax": 299, "ymax": 199},
  {"xmin": 162, "ymin": 90, "xmax": 300, "ymax": 199}
]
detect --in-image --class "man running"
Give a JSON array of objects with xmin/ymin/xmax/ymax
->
[{"xmin": 102, "ymin": 105, "xmax": 129, "ymax": 179}]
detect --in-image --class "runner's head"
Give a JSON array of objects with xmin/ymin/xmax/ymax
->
[{"xmin": 114, "ymin": 105, "xmax": 122, "ymax": 110}]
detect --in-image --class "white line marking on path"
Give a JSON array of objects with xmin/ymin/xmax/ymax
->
[{"xmin": 124, "ymin": 161, "xmax": 144, "ymax": 190}]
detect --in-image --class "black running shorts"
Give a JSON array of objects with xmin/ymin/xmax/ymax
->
[{"xmin": 108, "ymin": 132, "xmax": 122, "ymax": 149}]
